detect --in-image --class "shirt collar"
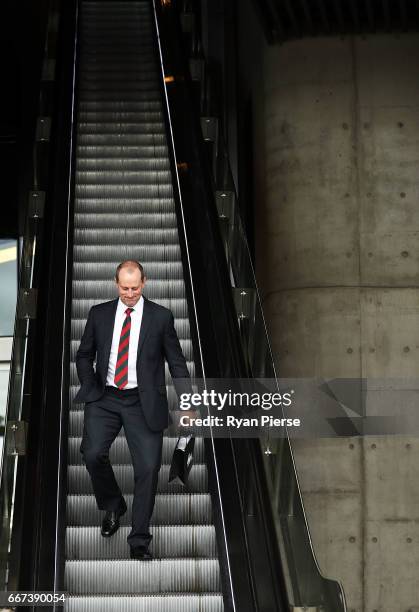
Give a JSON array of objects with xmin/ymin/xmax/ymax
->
[{"xmin": 117, "ymin": 295, "xmax": 144, "ymax": 313}]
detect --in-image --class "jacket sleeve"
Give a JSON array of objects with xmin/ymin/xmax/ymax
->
[
  {"xmin": 76, "ymin": 307, "xmax": 97, "ymax": 386},
  {"xmin": 163, "ymin": 311, "xmax": 193, "ymax": 398}
]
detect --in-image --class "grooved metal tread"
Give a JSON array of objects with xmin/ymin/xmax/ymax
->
[
  {"xmin": 66, "ymin": 525, "xmax": 217, "ymax": 559},
  {"xmin": 76, "ymin": 163, "xmax": 171, "ymax": 173},
  {"xmin": 74, "ymin": 228, "xmax": 178, "ymax": 245},
  {"xmin": 78, "ymin": 102, "xmax": 162, "ymax": 112},
  {"xmin": 71, "ymin": 261, "xmax": 185, "ymax": 280},
  {"xmin": 78, "ymin": 91, "xmax": 161, "ymax": 102},
  {"xmin": 77, "ymin": 125, "xmax": 167, "ymax": 135},
  {"xmin": 72, "ymin": 246, "xmax": 183, "ymax": 265},
  {"xmin": 65, "ymin": 559, "xmax": 221, "ymax": 594},
  {"xmin": 67, "ymin": 494, "xmax": 213, "ymax": 526},
  {"xmin": 76, "ymin": 146, "xmax": 168, "ymax": 155},
  {"xmin": 65, "ymin": 594, "xmax": 223, "ymax": 612},
  {"xmin": 64, "ymin": 0, "xmax": 223, "ymax": 608}
]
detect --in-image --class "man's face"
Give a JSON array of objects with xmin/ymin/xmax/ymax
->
[{"xmin": 115, "ymin": 267, "xmax": 146, "ymax": 307}]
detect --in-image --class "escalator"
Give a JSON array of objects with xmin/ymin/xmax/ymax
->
[
  {"xmin": 0, "ymin": 0, "xmax": 347, "ymax": 610},
  {"xmin": 65, "ymin": 0, "xmax": 223, "ymax": 608}
]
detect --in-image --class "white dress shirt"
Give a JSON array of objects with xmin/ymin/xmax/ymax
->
[{"xmin": 106, "ymin": 296, "xmax": 144, "ymax": 388}]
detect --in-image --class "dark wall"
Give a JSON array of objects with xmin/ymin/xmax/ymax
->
[
  {"xmin": 0, "ymin": 0, "xmax": 50, "ymax": 239},
  {"xmin": 0, "ymin": 0, "xmax": 19, "ymax": 238}
]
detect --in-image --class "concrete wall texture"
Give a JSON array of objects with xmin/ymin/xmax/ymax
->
[{"xmin": 252, "ymin": 32, "xmax": 419, "ymax": 612}]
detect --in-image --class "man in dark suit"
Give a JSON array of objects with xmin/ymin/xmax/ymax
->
[{"xmin": 74, "ymin": 259, "xmax": 192, "ymax": 560}]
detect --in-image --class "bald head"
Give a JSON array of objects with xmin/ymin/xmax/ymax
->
[
  {"xmin": 115, "ymin": 260, "xmax": 146, "ymax": 307},
  {"xmin": 115, "ymin": 260, "xmax": 145, "ymax": 282}
]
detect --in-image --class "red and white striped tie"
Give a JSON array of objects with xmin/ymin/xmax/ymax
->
[{"xmin": 114, "ymin": 307, "xmax": 134, "ymax": 389}]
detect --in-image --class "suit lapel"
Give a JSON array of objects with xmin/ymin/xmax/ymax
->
[
  {"xmin": 103, "ymin": 298, "xmax": 119, "ymax": 369},
  {"xmin": 137, "ymin": 296, "xmax": 154, "ymax": 363}
]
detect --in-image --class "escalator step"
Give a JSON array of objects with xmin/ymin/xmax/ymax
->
[
  {"xmin": 76, "ymin": 157, "xmax": 170, "ymax": 171},
  {"xmin": 73, "ymin": 227, "xmax": 178, "ymax": 246},
  {"xmin": 76, "ymin": 171, "xmax": 172, "ymax": 185},
  {"xmin": 76, "ymin": 132, "xmax": 166, "ymax": 144},
  {"xmin": 75, "ymin": 181, "xmax": 172, "ymax": 195},
  {"xmin": 76, "ymin": 145, "xmax": 169, "ymax": 158},
  {"xmin": 72, "ymin": 260, "xmax": 184, "ymax": 280},
  {"xmin": 77, "ymin": 123, "xmax": 166, "ymax": 135},
  {"xmin": 72, "ymin": 245, "xmax": 183, "ymax": 264},
  {"xmin": 79, "ymin": 81, "xmax": 160, "ymax": 92},
  {"xmin": 65, "ymin": 525, "xmax": 217, "ymax": 559},
  {"xmin": 77, "ymin": 111, "xmax": 164, "ymax": 122},
  {"xmin": 82, "ymin": 2, "xmax": 151, "ymax": 8},
  {"xmin": 79, "ymin": 67, "xmax": 156, "ymax": 77},
  {"xmin": 65, "ymin": 559, "xmax": 221, "ymax": 594},
  {"xmin": 65, "ymin": 594, "xmax": 223, "ymax": 612},
  {"xmin": 66, "ymin": 494, "xmax": 213, "ymax": 526},
  {"xmin": 78, "ymin": 90, "xmax": 161, "ymax": 102},
  {"xmin": 78, "ymin": 101, "xmax": 161, "ymax": 112}
]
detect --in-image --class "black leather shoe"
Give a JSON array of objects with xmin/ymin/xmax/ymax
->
[
  {"xmin": 130, "ymin": 545, "xmax": 153, "ymax": 560},
  {"xmin": 101, "ymin": 501, "xmax": 127, "ymax": 538}
]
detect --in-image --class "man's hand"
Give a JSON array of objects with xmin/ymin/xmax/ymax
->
[{"xmin": 172, "ymin": 408, "xmax": 201, "ymax": 434}]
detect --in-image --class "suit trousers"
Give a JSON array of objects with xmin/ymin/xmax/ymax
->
[{"xmin": 80, "ymin": 386, "xmax": 163, "ymax": 548}]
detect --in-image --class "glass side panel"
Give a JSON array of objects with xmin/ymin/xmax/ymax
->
[
  {"xmin": 0, "ymin": 240, "xmax": 18, "ymax": 337},
  {"xmin": 214, "ymin": 147, "xmax": 346, "ymax": 611}
]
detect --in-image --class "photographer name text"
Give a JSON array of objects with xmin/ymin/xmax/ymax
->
[{"xmin": 179, "ymin": 415, "xmax": 300, "ymax": 428}]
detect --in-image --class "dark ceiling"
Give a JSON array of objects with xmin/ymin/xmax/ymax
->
[{"xmin": 253, "ymin": 0, "xmax": 419, "ymax": 43}]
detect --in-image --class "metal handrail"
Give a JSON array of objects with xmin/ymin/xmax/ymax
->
[{"xmin": 151, "ymin": 2, "xmax": 237, "ymax": 608}]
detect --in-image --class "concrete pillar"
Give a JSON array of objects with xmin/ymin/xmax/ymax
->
[{"xmin": 258, "ymin": 34, "xmax": 419, "ymax": 612}]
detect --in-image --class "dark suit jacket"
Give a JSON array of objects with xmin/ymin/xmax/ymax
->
[{"xmin": 74, "ymin": 296, "xmax": 192, "ymax": 431}]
